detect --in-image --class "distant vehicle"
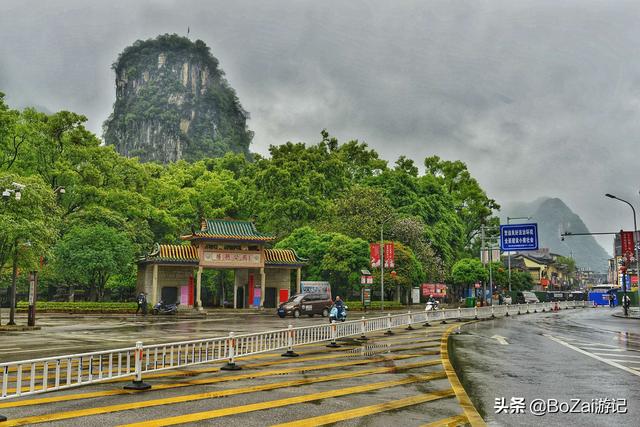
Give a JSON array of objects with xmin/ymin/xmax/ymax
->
[
  {"xmin": 277, "ymin": 293, "xmax": 333, "ymax": 318},
  {"xmin": 329, "ymin": 305, "xmax": 348, "ymax": 322},
  {"xmin": 152, "ymin": 300, "xmax": 179, "ymax": 315},
  {"xmin": 515, "ymin": 291, "xmax": 539, "ymax": 304}
]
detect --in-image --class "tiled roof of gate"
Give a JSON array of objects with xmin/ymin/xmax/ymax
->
[
  {"xmin": 264, "ymin": 248, "xmax": 307, "ymax": 266},
  {"xmin": 184, "ymin": 219, "xmax": 275, "ymax": 242},
  {"xmin": 140, "ymin": 244, "xmax": 199, "ymax": 264}
]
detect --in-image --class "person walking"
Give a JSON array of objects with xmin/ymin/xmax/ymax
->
[{"xmin": 136, "ymin": 292, "xmax": 147, "ymax": 315}]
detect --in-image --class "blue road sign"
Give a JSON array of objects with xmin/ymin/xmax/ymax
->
[{"xmin": 500, "ymin": 223, "xmax": 539, "ymax": 251}]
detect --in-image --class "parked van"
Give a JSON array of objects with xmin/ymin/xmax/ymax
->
[
  {"xmin": 277, "ymin": 293, "xmax": 333, "ymax": 318},
  {"xmin": 515, "ymin": 291, "xmax": 540, "ymax": 304}
]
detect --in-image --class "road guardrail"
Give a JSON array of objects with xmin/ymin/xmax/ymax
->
[{"xmin": 0, "ymin": 300, "xmax": 588, "ymax": 404}]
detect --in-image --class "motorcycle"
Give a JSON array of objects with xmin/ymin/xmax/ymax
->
[
  {"xmin": 425, "ymin": 300, "xmax": 439, "ymax": 311},
  {"xmin": 329, "ymin": 305, "xmax": 348, "ymax": 322},
  {"xmin": 152, "ymin": 300, "xmax": 179, "ymax": 315}
]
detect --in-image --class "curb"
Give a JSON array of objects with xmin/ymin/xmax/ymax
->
[{"xmin": 440, "ymin": 322, "xmax": 486, "ymax": 427}]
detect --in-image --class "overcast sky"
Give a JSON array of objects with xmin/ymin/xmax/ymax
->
[{"xmin": 1, "ymin": 0, "xmax": 638, "ymax": 252}]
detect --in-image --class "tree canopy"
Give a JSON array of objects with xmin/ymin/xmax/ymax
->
[{"xmin": 0, "ymin": 93, "xmax": 502, "ymax": 302}]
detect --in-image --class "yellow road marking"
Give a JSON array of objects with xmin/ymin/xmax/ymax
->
[
  {"xmin": 118, "ymin": 372, "xmax": 448, "ymax": 427},
  {"xmin": 421, "ymin": 414, "xmax": 469, "ymax": 427},
  {"xmin": 441, "ymin": 323, "xmax": 486, "ymax": 427},
  {"xmin": 2, "ymin": 340, "xmax": 440, "ymax": 393},
  {"xmin": 4, "ymin": 367, "xmax": 447, "ymax": 426},
  {"xmin": 0, "ymin": 353, "xmax": 438, "ymax": 409},
  {"xmin": 271, "ymin": 389, "xmax": 456, "ymax": 426}
]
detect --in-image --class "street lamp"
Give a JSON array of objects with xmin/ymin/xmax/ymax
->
[
  {"xmin": 605, "ymin": 193, "xmax": 640, "ymax": 315},
  {"xmin": 507, "ymin": 216, "xmax": 532, "ymax": 292},
  {"xmin": 379, "ymin": 216, "xmax": 393, "ymax": 311}
]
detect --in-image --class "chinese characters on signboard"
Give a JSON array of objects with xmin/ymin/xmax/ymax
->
[
  {"xmin": 370, "ymin": 242, "xmax": 395, "ymax": 268},
  {"xmin": 500, "ymin": 224, "xmax": 539, "ymax": 251},
  {"xmin": 620, "ymin": 230, "xmax": 635, "ymax": 259},
  {"xmin": 202, "ymin": 251, "xmax": 262, "ymax": 267}
]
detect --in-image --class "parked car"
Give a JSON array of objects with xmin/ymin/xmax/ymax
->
[
  {"xmin": 277, "ymin": 293, "xmax": 333, "ymax": 318},
  {"xmin": 515, "ymin": 291, "xmax": 539, "ymax": 304}
]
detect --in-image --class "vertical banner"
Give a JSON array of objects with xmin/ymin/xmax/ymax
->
[
  {"xmin": 620, "ymin": 230, "xmax": 635, "ymax": 257},
  {"xmin": 384, "ymin": 242, "xmax": 395, "ymax": 268},
  {"xmin": 370, "ymin": 243, "xmax": 381, "ymax": 268}
]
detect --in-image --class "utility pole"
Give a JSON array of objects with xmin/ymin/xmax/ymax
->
[
  {"xmin": 507, "ymin": 216, "xmax": 531, "ymax": 292},
  {"xmin": 380, "ymin": 223, "xmax": 384, "ymax": 311}
]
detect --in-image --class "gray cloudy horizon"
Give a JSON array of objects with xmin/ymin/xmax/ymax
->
[{"xmin": 1, "ymin": 0, "xmax": 637, "ymax": 255}]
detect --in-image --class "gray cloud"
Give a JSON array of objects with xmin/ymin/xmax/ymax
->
[{"xmin": 1, "ymin": 0, "xmax": 639, "ymax": 255}]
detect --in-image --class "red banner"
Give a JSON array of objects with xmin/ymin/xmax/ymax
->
[
  {"xmin": 384, "ymin": 242, "xmax": 395, "ymax": 268},
  {"xmin": 370, "ymin": 243, "xmax": 381, "ymax": 268},
  {"xmin": 421, "ymin": 283, "xmax": 447, "ymax": 297},
  {"xmin": 621, "ymin": 231, "xmax": 635, "ymax": 256}
]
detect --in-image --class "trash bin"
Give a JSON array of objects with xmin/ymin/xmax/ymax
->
[{"xmin": 465, "ymin": 297, "xmax": 476, "ymax": 308}]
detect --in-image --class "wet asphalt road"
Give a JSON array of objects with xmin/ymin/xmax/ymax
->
[{"xmin": 451, "ymin": 306, "xmax": 640, "ymax": 426}]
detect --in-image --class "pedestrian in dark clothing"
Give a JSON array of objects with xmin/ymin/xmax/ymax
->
[
  {"xmin": 498, "ymin": 294, "xmax": 504, "ymax": 305},
  {"xmin": 136, "ymin": 292, "xmax": 147, "ymax": 315}
]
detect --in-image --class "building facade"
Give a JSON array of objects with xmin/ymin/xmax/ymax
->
[{"xmin": 137, "ymin": 219, "xmax": 307, "ymax": 310}]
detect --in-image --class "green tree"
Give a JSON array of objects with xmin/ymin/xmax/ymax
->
[
  {"xmin": 450, "ymin": 258, "xmax": 487, "ymax": 302},
  {"xmin": 53, "ymin": 225, "xmax": 134, "ymax": 301}
]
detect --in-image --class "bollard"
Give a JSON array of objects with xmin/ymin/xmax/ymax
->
[
  {"xmin": 505, "ymin": 304, "xmax": 510, "ymax": 317},
  {"xmin": 474, "ymin": 306, "xmax": 478, "ymax": 320},
  {"xmin": 441, "ymin": 308, "xmax": 447, "ymax": 324},
  {"xmin": 423, "ymin": 310, "xmax": 431, "ymax": 327},
  {"xmin": 0, "ymin": 414, "xmax": 5, "ymax": 422},
  {"xmin": 282, "ymin": 325, "xmax": 299, "ymax": 357},
  {"xmin": 526, "ymin": 302, "xmax": 530, "ymax": 314},
  {"xmin": 490, "ymin": 305, "xmax": 495, "ymax": 319},
  {"xmin": 406, "ymin": 311, "xmax": 414, "ymax": 330},
  {"xmin": 517, "ymin": 304, "xmax": 521, "ymax": 315},
  {"xmin": 359, "ymin": 316, "xmax": 369, "ymax": 341},
  {"xmin": 327, "ymin": 321, "xmax": 341, "ymax": 347},
  {"xmin": 457, "ymin": 307, "xmax": 462, "ymax": 322},
  {"xmin": 385, "ymin": 313, "xmax": 395, "ymax": 335},
  {"xmin": 221, "ymin": 332, "xmax": 242, "ymax": 370},
  {"xmin": 124, "ymin": 341, "xmax": 152, "ymax": 390}
]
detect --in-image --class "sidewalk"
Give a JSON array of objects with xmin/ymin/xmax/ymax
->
[{"xmin": 612, "ymin": 307, "xmax": 640, "ymax": 319}]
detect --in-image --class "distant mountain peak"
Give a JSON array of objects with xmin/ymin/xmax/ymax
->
[{"xmin": 501, "ymin": 197, "xmax": 609, "ymax": 272}]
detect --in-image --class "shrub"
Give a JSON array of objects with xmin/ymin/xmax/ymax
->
[{"xmin": 17, "ymin": 301, "xmax": 138, "ymax": 313}]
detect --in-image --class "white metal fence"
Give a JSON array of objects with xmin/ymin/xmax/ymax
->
[{"xmin": 0, "ymin": 300, "xmax": 588, "ymax": 402}]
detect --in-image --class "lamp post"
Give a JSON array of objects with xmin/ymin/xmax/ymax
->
[
  {"xmin": 605, "ymin": 194, "xmax": 640, "ymax": 314},
  {"xmin": 507, "ymin": 216, "xmax": 532, "ymax": 292},
  {"xmin": 379, "ymin": 216, "xmax": 393, "ymax": 311}
]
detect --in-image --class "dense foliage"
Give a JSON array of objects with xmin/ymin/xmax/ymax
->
[{"xmin": 0, "ymin": 91, "xmax": 501, "ymax": 303}]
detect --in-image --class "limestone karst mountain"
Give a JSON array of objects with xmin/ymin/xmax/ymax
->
[{"xmin": 103, "ymin": 34, "xmax": 253, "ymax": 163}]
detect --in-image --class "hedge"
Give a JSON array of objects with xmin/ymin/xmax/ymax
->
[
  {"xmin": 344, "ymin": 301, "xmax": 404, "ymax": 311},
  {"xmin": 17, "ymin": 301, "xmax": 138, "ymax": 313}
]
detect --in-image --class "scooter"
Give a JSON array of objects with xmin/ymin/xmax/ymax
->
[
  {"xmin": 152, "ymin": 300, "xmax": 179, "ymax": 315},
  {"xmin": 329, "ymin": 305, "xmax": 348, "ymax": 322},
  {"xmin": 425, "ymin": 300, "xmax": 439, "ymax": 311}
]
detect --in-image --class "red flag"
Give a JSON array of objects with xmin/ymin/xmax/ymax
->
[
  {"xmin": 621, "ymin": 231, "xmax": 635, "ymax": 256},
  {"xmin": 370, "ymin": 243, "xmax": 380, "ymax": 268},
  {"xmin": 384, "ymin": 242, "xmax": 395, "ymax": 268}
]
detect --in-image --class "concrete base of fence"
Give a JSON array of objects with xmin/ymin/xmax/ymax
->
[
  {"xmin": 441, "ymin": 320, "xmax": 447, "ymax": 324},
  {"xmin": 0, "ymin": 414, "xmax": 7, "ymax": 422},
  {"xmin": 221, "ymin": 362, "xmax": 242, "ymax": 371},
  {"xmin": 406, "ymin": 324, "xmax": 414, "ymax": 330},
  {"xmin": 281, "ymin": 350, "xmax": 299, "ymax": 357},
  {"xmin": 123, "ymin": 380, "xmax": 151, "ymax": 391},
  {"xmin": 358, "ymin": 335, "xmax": 369, "ymax": 341},
  {"xmin": 384, "ymin": 330, "xmax": 395, "ymax": 335},
  {"xmin": 326, "ymin": 341, "xmax": 341, "ymax": 348}
]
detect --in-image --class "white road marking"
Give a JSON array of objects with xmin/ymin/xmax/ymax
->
[
  {"xmin": 578, "ymin": 348, "xmax": 624, "ymax": 352},
  {"xmin": 491, "ymin": 335, "xmax": 509, "ymax": 345},
  {"xmin": 545, "ymin": 334, "xmax": 640, "ymax": 377},
  {"xmin": 0, "ymin": 347, "xmax": 21, "ymax": 351},
  {"xmin": 578, "ymin": 343, "xmax": 618, "ymax": 348},
  {"xmin": 593, "ymin": 353, "xmax": 640, "ymax": 359},
  {"xmin": 607, "ymin": 359, "xmax": 640, "ymax": 364}
]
